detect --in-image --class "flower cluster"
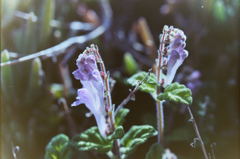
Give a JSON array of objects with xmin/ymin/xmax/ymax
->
[
  {"xmin": 158, "ymin": 25, "xmax": 189, "ymax": 87},
  {"xmin": 71, "ymin": 47, "xmax": 109, "ymax": 137}
]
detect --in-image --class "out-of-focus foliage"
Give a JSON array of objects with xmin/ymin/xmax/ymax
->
[{"xmin": 123, "ymin": 53, "xmax": 139, "ymax": 75}]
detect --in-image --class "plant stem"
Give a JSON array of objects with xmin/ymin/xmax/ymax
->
[
  {"xmin": 155, "ymin": 29, "xmax": 167, "ymax": 144},
  {"xmin": 187, "ymin": 106, "xmax": 209, "ymax": 159},
  {"xmin": 156, "ymin": 101, "xmax": 164, "ymax": 144},
  {"xmin": 93, "ymin": 45, "xmax": 121, "ymax": 159}
]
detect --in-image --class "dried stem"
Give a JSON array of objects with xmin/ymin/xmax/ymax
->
[
  {"xmin": 58, "ymin": 98, "xmax": 77, "ymax": 136},
  {"xmin": 0, "ymin": 0, "xmax": 112, "ymax": 67},
  {"xmin": 187, "ymin": 106, "xmax": 209, "ymax": 159},
  {"xmin": 115, "ymin": 69, "xmax": 152, "ymax": 114}
]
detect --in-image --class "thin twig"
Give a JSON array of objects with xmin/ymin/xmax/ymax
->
[
  {"xmin": 115, "ymin": 69, "xmax": 152, "ymax": 114},
  {"xmin": 187, "ymin": 106, "xmax": 209, "ymax": 159},
  {"xmin": 58, "ymin": 98, "xmax": 77, "ymax": 136},
  {"xmin": 0, "ymin": 0, "xmax": 112, "ymax": 67}
]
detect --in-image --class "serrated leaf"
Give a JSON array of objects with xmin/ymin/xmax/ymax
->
[
  {"xmin": 145, "ymin": 143, "xmax": 164, "ymax": 159},
  {"xmin": 157, "ymin": 82, "xmax": 192, "ymax": 105},
  {"xmin": 120, "ymin": 125, "xmax": 157, "ymax": 155},
  {"xmin": 127, "ymin": 71, "xmax": 157, "ymax": 94},
  {"xmin": 71, "ymin": 127, "xmax": 113, "ymax": 153},
  {"xmin": 115, "ymin": 108, "xmax": 130, "ymax": 126},
  {"xmin": 124, "ymin": 53, "xmax": 138, "ymax": 75},
  {"xmin": 44, "ymin": 134, "xmax": 72, "ymax": 159}
]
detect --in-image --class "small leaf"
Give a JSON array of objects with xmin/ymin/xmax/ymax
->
[
  {"xmin": 50, "ymin": 83, "xmax": 64, "ymax": 98},
  {"xmin": 120, "ymin": 125, "xmax": 157, "ymax": 155},
  {"xmin": 45, "ymin": 134, "xmax": 72, "ymax": 159},
  {"xmin": 115, "ymin": 108, "xmax": 130, "ymax": 126},
  {"xmin": 124, "ymin": 53, "xmax": 138, "ymax": 75},
  {"xmin": 127, "ymin": 71, "xmax": 157, "ymax": 94},
  {"xmin": 145, "ymin": 143, "xmax": 164, "ymax": 159},
  {"xmin": 107, "ymin": 126, "xmax": 124, "ymax": 140},
  {"xmin": 157, "ymin": 82, "xmax": 192, "ymax": 105},
  {"xmin": 71, "ymin": 127, "xmax": 112, "ymax": 153}
]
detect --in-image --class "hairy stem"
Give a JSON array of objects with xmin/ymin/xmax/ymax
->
[
  {"xmin": 187, "ymin": 106, "xmax": 209, "ymax": 159},
  {"xmin": 92, "ymin": 45, "xmax": 121, "ymax": 159},
  {"xmin": 156, "ymin": 101, "xmax": 164, "ymax": 144}
]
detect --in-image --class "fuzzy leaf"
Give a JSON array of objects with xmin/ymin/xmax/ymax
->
[
  {"xmin": 107, "ymin": 126, "xmax": 124, "ymax": 140},
  {"xmin": 145, "ymin": 143, "xmax": 164, "ymax": 159},
  {"xmin": 157, "ymin": 82, "xmax": 192, "ymax": 105},
  {"xmin": 124, "ymin": 53, "xmax": 138, "ymax": 75},
  {"xmin": 72, "ymin": 127, "xmax": 112, "ymax": 153},
  {"xmin": 127, "ymin": 71, "xmax": 157, "ymax": 94},
  {"xmin": 120, "ymin": 125, "xmax": 157, "ymax": 156},
  {"xmin": 44, "ymin": 134, "xmax": 72, "ymax": 159},
  {"xmin": 115, "ymin": 108, "xmax": 130, "ymax": 126}
]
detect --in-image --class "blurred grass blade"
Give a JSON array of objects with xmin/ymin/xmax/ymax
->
[
  {"xmin": 27, "ymin": 58, "xmax": 44, "ymax": 97},
  {"xmin": 40, "ymin": 0, "xmax": 55, "ymax": 43},
  {"xmin": 1, "ymin": 50, "xmax": 14, "ymax": 101}
]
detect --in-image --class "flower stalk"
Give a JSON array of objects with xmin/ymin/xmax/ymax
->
[
  {"xmin": 71, "ymin": 44, "xmax": 121, "ymax": 159},
  {"xmin": 155, "ymin": 25, "xmax": 189, "ymax": 144}
]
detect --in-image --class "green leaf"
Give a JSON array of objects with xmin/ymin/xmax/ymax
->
[
  {"xmin": 120, "ymin": 125, "xmax": 157, "ymax": 156},
  {"xmin": 45, "ymin": 134, "xmax": 72, "ymax": 159},
  {"xmin": 124, "ymin": 53, "xmax": 138, "ymax": 75},
  {"xmin": 145, "ymin": 143, "xmax": 164, "ymax": 159},
  {"xmin": 115, "ymin": 108, "xmax": 130, "ymax": 126},
  {"xmin": 50, "ymin": 83, "xmax": 64, "ymax": 98},
  {"xmin": 127, "ymin": 71, "xmax": 157, "ymax": 94},
  {"xmin": 157, "ymin": 82, "xmax": 192, "ymax": 105},
  {"xmin": 107, "ymin": 126, "xmax": 124, "ymax": 140},
  {"xmin": 71, "ymin": 127, "xmax": 113, "ymax": 153}
]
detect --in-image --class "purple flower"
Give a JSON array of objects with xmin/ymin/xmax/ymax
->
[
  {"xmin": 71, "ymin": 49, "xmax": 109, "ymax": 137},
  {"xmin": 159, "ymin": 26, "xmax": 189, "ymax": 87}
]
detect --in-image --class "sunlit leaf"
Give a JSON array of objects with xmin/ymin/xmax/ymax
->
[
  {"xmin": 157, "ymin": 82, "xmax": 192, "ymax": 105},
  {"xmin": 127, "ymin": 71, "xmax": 157, "ymax": 94}
]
